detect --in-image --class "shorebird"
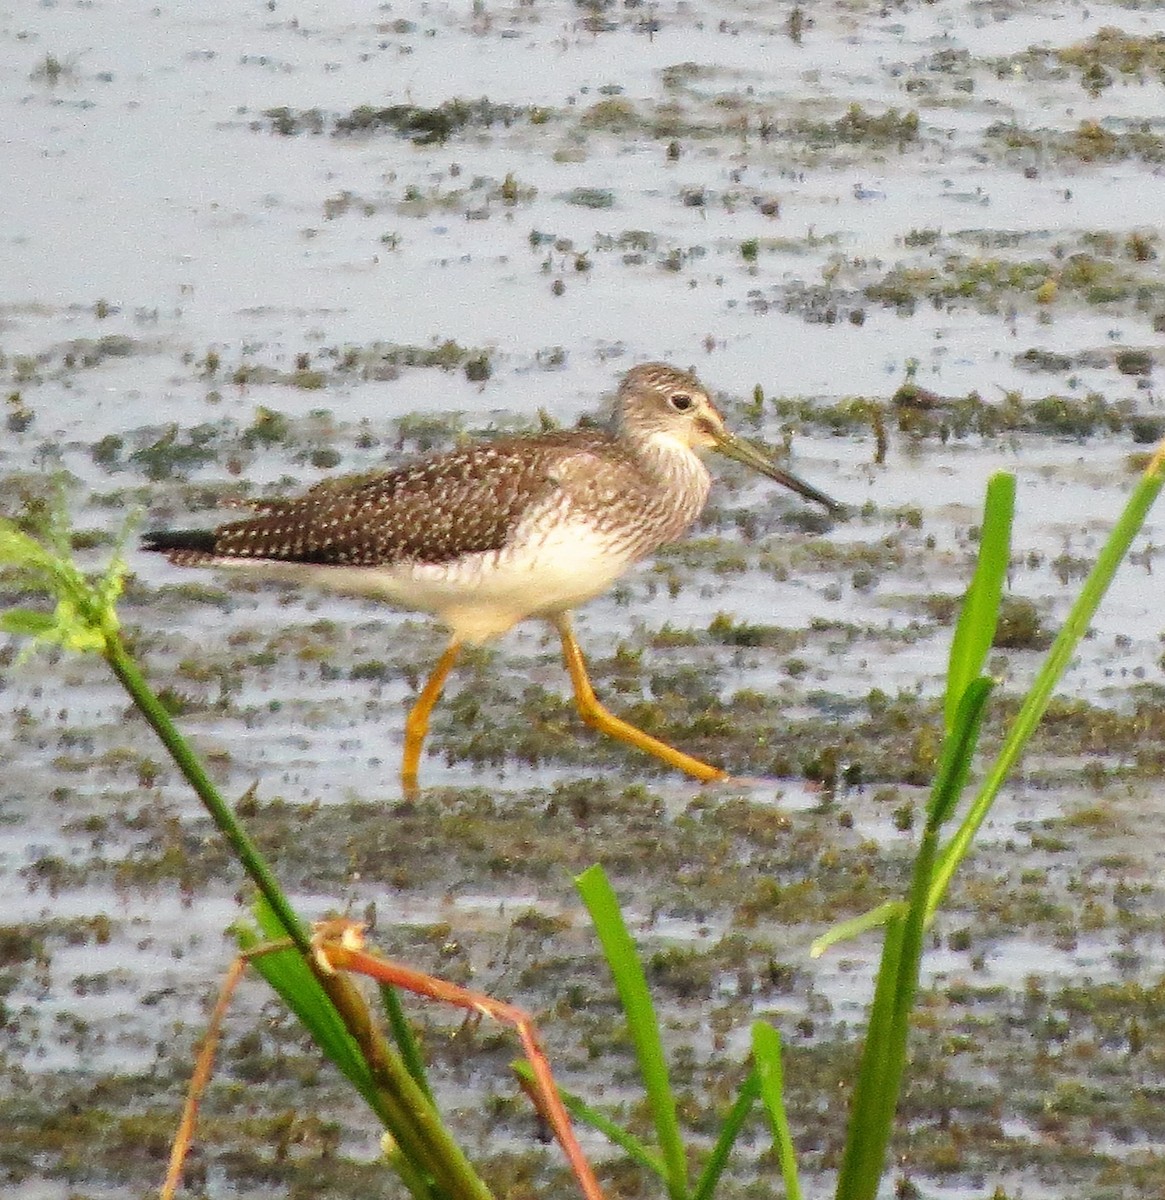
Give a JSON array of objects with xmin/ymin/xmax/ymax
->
[{"xmin": 142, "ymin": 363, "xmax": 840, "ymax": 796}]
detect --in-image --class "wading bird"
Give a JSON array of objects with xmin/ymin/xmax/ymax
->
[{"xmin": 143, "ymin": 363, "xmax": 840, "ymax": 796}]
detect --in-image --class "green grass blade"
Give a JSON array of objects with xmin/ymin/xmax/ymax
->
[
  {"xmin": 837, "ymin": 674, "xmax": 995, "ymax": 1200},
  {"xmin": 810, "ymin": 901, "xmax": 905, "ymax": 959},
  {"xmin": 690, "ymin": 1070, "xmax": 759, "ymax": 1200},
  {"xmin": 834, "ymin": 915, "xmax": 906, "ymax": 1200},
  {"xmin": 928, "ymin": 444, "xmax": 1165, "ymax": 916},
  {"xmin": 0, "ymin": 609, "xmax": 59, "ymax": 639},
  {"xmin": 0, "ymin": 509, "xmax": 299, "ymax": 952},
  {"xmin": 511, "ymin": 1060, "xmax": 667, "ymax": 1177},
  {"xmin": 0, "ymin": 513, "xmax": 492, "ymax": 1200},
  {"xmin": 104, "ymin": 636, "xmax": 311, "ymax": 955},
  {"xmin": 241, "ymin": 905, "xmax": 492, "ymax": 1200},
  {"xmin": 751, "ymin": 1024, "xmax": 801, "ymax": 1200},
  {"xmin": 0, "ymin": 511, "xmax": 126, "ymax": 654},
  {"xmin": 929, "ymin": 678, "xmax": 995, "ymax": 827},
  {"xmin": 816, "ymin": 478, "xmax": 1009, "ymax": 957},
  {"xmin": 238, "ymin": 900, "xmax": 381, "ymax": 1110},
  {"xmin": 944, "ymin": 472, "xmax": 1013, "ymax": 732},
  {"xmin": 576, "ymin": 864, "xmax": 687, "ymax": 1199},
  {"xmin": 846, "ymin": 875, "xmax": 932, "ymax": 1199},
  {"xmin": 381, "ymin": 985, "xmax": 435, "ymax": 1105}
]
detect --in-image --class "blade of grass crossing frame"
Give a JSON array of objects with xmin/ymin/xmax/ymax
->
[
  {"xmin": 751, "ymin": 1025, "xmax": 802, "ymax": 1200},
  {"xmin": 237, "ymin": 913, "xmax": 476, "ymax": 1200},
  {"xmin": 836, "ymin": 677, "xmax": 995, "ymax": 1200},
  {"xmin": 380, "ymin": 985, "xmax": 435, "ymax": 1105},
  {"xmin": 0, "ymin": 515, "xmax": 482, "ymax": 1200},
  {"xmin": 102, "ymin": 635, "xmax": 311, "ymax": 955},
  {"xmin": 929, "ymin": 440, "xmax": 1165, "ymax": 917},
  {"xmin": 511, "ymin": 1061, "xmax": 667, "ymax": 1177},
  {"xmin": 858, "ymin": 842, "xmax": 939, "ymax": 1200},
  {"xmin": 691, "ymin": 1070, "xmax": 760, "ymax": 1200},
  {"xmin": 810, "ymin": 901, "xmax": 905, "ymax": 959},
  {"xmin": 929, "ymin": 678, "xmax": 995, "ymax": 828},
  {"xmin": 576, "ymin": 865, "xmax": 688, "ymax": 1199},
  {"xmin": 814, "ymin": 475, "xmax": 1011, "ymax": 960},
  {"xmin": 864, "ymin": 721, "xmax": 972, "ymax": 1199},
  {"xmin": 944, "ymin": 472, "xmax": 1014, "ymax": 733},
  {"xmin": 239, "ymin": 900, "xmax": 380, "ymax": 1110},
  {"xmin": 834, "ymin": 916, "xmax": 906, "ymax": 1200}
]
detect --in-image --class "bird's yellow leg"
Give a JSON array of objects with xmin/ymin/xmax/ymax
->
[
  {"xmin": 402, "ymin": 639, "xmax": 461, "ymax": 800},
  {"xmin": 552, "ymin": 614, "xmax": 728, "ymax": 784}
]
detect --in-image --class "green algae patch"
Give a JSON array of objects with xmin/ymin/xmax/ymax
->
[
  {"xmin": 1003, "ymin": 27, "xmax": 1165, "ymax": 96},
  {"xmin": 266, "ymin": 98, "xmax": 530, "ymax": 143},
  {"xmin": 986, "ymin": 118, "xmax": 1165, "ymax": 166}
]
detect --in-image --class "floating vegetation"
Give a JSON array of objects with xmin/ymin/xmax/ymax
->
[
  {"xmin": 5, "ymin": 393, "xmax": 33, "ymax": 433},
  {"xmin": 791, "ymin": 103, "xmax": 920, "ymax": 149},
  {"xmin": 242, "ymin": 407, "xmax": 292, "ymax": 449},
  {"xmin": 265, "ymin": 98, "xmax": 529, "ymax": 143},
  {"xmin": 992, "ymin": 596, "xmax": 1052, "ymax": 651},
  {"xmin": 1002, "ymin": 27, "xmax": 1165, "ymax": 96},
  {"xmin": 865, "ymin": 249, "xmax": 1164, "ymax": 314},
  {"xmin": 2, "ymin": 336, "xmax": 148, "ymax": 392},
  {"xmin": 986, "ymin": 118, "xmax": 1165, "ymax": 165},
  {"xmin": 128, "ymin": 425, "xmax": 221, "ymax": 481},
  {"xmin": 560, "ymin": 187, "xmax": 616, "ymax": 209},
  {"xmin": 29, "ymin": 51, "xmax": 77, "ymax": 87},
  {"xmin": 579, "ymin": 97, "xmax": 640, "ymax": 132}
]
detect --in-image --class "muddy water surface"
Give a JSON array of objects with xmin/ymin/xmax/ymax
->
[{"xmin": 3, "ymin": 0, "xmax": 1165, "ymax": 1196}]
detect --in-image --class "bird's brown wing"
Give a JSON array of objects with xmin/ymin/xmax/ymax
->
[{"xmin": 143, "ymin": 433, "xmax": 627, "ymax": 568}]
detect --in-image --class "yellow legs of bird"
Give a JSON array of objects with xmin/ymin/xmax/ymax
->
[
  {"xmin": 402, "ymin": 640, "xmax": 463, "ymax": 799},
  {"xmin": 551, "ymin": 613, "xmax": 728, "ymax": 785},
  {"xmin": 400, "ymin": 615, "xmax": 728, "ymax": 799}
]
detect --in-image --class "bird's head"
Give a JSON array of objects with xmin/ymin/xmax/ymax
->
[{"xmin": 616, "ymin": 362, "xmax": 844, "ymax": 514}]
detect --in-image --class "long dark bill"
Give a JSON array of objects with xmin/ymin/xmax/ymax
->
[{"xmin": 713, "ymin": 430, "xmax": 844, "ymax": 515}]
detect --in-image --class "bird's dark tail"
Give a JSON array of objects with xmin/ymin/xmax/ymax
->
[{"xmin": 140, "ymin": 529, "xmax": 218, "ymax": 554}]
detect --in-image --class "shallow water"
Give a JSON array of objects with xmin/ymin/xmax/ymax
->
[{"xmin": 4, "ymin": 0, "xmax": 1165, "ymax": 1195}]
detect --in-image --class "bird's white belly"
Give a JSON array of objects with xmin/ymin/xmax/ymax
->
[
  {"xmin": 409, "ymin": 521, "xmax": 635, "ymax": 642},
  {"xmin": 228, "ymin": 520, "xmax": 636, "ymax": 643}
]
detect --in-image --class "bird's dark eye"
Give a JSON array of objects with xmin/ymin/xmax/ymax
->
[{"xmin": 669, "ymin": 392, "xmax": 694, "ymax": 412}]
